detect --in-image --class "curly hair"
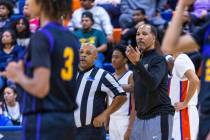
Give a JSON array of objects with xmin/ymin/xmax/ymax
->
[
  {"xmin": 35, "ymin": 0, "xmax": 71, "ymax": 21},
  {"xmin": 0, "ymin": 0, "xmax": 14, "ymax": 17}
]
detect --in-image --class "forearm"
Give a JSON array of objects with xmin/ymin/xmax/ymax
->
[
  {"xmin": 184, "ymin": 80, "xmax": 199, "ymax": 105},
  {"xmin": 162, "ymin": 1, "xmax": 186, "ymax": 53},
  {"xmin": 103, "ymin": 95, "xmax": 127, "ymax": 116},
  {"xmin": 127, "ymin": 95, "xmax": 135, "ymax": 130},
  {"xmin": 122, "ymin": 84, "xmax": 134, "ymax": 93},
  {"xmin": 17, "ymin": 68, "xmax": 50, "ymax": 98},
  {"xmin": 97, "ymin": 44, "xmax": 107, "ymax": 52}
]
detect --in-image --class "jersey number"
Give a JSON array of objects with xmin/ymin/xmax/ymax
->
[
  {"xmin": 61, "ymin": 47, "xmax": 74, "ymax": 81},
  {"xmin": 205, "ymin": 59, "xmax": 210, "ymax": 82}
]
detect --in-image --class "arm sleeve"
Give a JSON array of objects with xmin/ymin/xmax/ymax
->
[
  {"xmin": 68, "ymin": 10, "xmax": 82, "ymax": 30},
  {"xmin": 98, "ymin": 7, "xmax": 113, "ymax": 35},
  {"xmin": 174, "ymin": 54, "xmax": 194, "ymax": 79},
  {"xmin": 98, "ymin": 31, "xmax": 107, "ymax": 45},
  {"xmin": 133, "ymin": 56, "xmax": 167, "ymax": 90},
  {"xmin": 101, "ymin": 72, "xmax": 125, "ymax": 98},
  {"xmin": 30, "ymin": 31, "xmax": 51, "ymax": 69}
]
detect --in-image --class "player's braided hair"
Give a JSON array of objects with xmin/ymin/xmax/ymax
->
[{"xmin": 35, "ymin": 0, "xmax": 71, "ymax": 21}]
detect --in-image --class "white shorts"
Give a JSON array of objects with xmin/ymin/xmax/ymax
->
[
  {"xmin": 109, "ymin": 116, "xmax": 129, "ymax": 140},
  {"xmin": 172, "ymin": 106, "xmax": 199, "ymax": 140}
]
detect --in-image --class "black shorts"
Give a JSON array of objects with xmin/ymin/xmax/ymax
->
[{"xmin": 22, "ymin": 112, "xmax": 76, "ymax": 140}]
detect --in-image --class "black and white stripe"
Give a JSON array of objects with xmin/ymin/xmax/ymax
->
[{"xmin": 74, "ymin": 67, "xmax": 125, "ymax": 127}]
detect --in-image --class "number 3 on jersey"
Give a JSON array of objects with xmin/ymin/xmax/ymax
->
[
  {"xmin": 61, "ymin": 47, "xmax": 74, "ymax": 81},
  {"xmin": 205, "ymin": 59, "xmax": 210, "ymax": 82}
]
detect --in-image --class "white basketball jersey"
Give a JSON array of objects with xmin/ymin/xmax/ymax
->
[
  {"xmin": 169, "ymin": 54, "xmax": 198, "ymax": 106},
  {"xmin": 109, "ymin": 70, "xmax": 133, "ymax": 116}
]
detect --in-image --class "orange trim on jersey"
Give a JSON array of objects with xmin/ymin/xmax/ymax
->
[
  {"xmin": 180, "ymin": 108, "xmax": 191, "ymax": 140},
  {"xmin": 180, "ymin": 80, "xmax": 191, "ymax": 140}
]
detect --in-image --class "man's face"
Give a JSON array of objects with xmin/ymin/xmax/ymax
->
[
  {"xmin": 80, "ymin": 0, "xmax": 93, "ymax": 9},
  {"xmin": 27, "ymin": 0, "xmax": 41, "ymax": 18},
  {"xmin": 136, "ymin": 25, "xmax": 155, "ymax": 52},
  {"xmin": 133, "ymin": 10, "xmax": 145, "ymax": 23},
  {"xmin": 111, "ymin": 50, "xmax": 126, "ymax": 70},
  {"xmin": 79, "ymin": 45, "xmax": 97, "ymax": 70},
  {"xmin": 23, "ymin": 0, "xmax": 30, "ymax": 17},
  {"xmin": 81, "ymin": 17, "xmax": 92, "ymax": 30},
  {"xmin": 0, "ymin": 5, "xmax": 9, "ymax": 17}
]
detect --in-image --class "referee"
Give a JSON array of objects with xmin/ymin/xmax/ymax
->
[{"xmin": 75, "ymin": 44, "xmax": 127, "ymax": 140}]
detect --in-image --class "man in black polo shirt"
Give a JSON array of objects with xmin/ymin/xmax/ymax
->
[{"xmin": 126, "ymin": 24, "xmax": 175, "ymax": 140}]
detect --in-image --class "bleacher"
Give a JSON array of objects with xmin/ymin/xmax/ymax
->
[{"xmin": 0, "ymin": 126, "xmax": 22, "ymax": 140}]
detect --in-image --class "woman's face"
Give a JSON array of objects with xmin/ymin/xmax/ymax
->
[
  {"xmin": 16, "ymin": 19, "xmax": 27, "ymax": 33},
  {"xmin": 27, "ymin": 0, "xmax": 41, "ymax": 18},
  {"xmin": 2, "ymin": 31, "xmax": 13, "ymax": 45},
  {"xmin": 3, "ymin": 87, "xmax": 16, "ymax": 104}
]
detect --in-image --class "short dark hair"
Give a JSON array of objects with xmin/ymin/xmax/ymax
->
[
  {"xmin": 35, "ymin": 0, "xmax": 71, "ymax": 21},
  {"xmin": 113, "ymin": 45, "xmax": 126, "ymax": 58},
  {"xmin": 0, "ymin": 0, "xmax": 13, "ymax": 17},
  {"xmin": 135, "ymin": 7, "xmax": 146, "ymax": 15}
]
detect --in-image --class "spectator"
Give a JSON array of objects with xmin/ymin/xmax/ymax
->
[
  {"xmin": 120, "ymin": 7, "xmax": 147, "ymax": 47},
  {"xmin": 150, "ymin": 9, "xmax": 167, "ymax": 31},
  {"xmin": 190, "ymin": 0, "xmax": 210, "ymax": 26},
  {"xmin": 3, "ymin": 85, "xmax": 22, "ymax": 125},
  {"xmin": 119, "ymin": 0, "xmax": 167, "ymax": 29},
  {"xmin": 0, "ymin": 29, "xmax": 25, "ymax": 72},
  {"xmin": 74, "ymin": 11, "xmax": 107, "ymax": 68},
  {"xmin": 69, "ymin": 0, "xmax": 113, "ymax": 42},
  {"xmin": 0, "ymin": 0, "xmax": 14, "ymax": 34},
  {"xmin": 0, "ymin": 29, "xmax": 24, "ymax": 90},
  {"xmin": 13, "ymin": 17, "xmax": 31, "ymax": 48},
  {"xmin": 95, "ymin": 0, "xmax": 121, "ymax": 27}
]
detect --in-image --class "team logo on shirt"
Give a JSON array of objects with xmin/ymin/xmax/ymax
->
[
  {"xmin": 87, "ymin": 76, "xmax": 95, "ymax": 81},
  {"xmin": 144, "ymin": 64, "xmax": 149, "ymax": 70}
]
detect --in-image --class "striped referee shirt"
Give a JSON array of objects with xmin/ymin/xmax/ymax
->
[{"xmin": 74, "ymin": 66, "xmax": 125, "ymax": 127}]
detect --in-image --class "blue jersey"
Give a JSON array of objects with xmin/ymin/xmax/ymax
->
[{"xmin": 22, "ymin": 22, "xmax": 79, "ymax": 115}]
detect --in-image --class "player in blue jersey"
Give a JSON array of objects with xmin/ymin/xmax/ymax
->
[
  {"xmin": 162, "ymin": 0, "xmax": 210, "ymax": 139},
  {"xmin": 3, "ymin": 0, "xmax": 79, "ymax": 140}
]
